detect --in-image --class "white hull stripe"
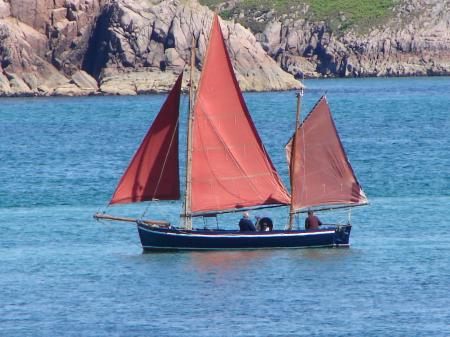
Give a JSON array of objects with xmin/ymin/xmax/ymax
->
[
  {"xmin": 138, "ymin": 226, "xmax": 335, "ymax": 238},
  {"xmin": 142, "ymin": 245, "xmax": 348, "ymax": 250}
]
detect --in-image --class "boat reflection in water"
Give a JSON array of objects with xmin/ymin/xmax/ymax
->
[{"xmin": 188, "ymin": 250, "xmax": 271, "ymax": 272}]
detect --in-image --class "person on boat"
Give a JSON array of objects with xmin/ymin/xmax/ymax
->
[
  {"xmin": 255, "ymin": 216, "xmax": 273, "ymax": 231},
  {"xmin": 305, "ymin": 210, "xmax": 322, "ymax": 230},
  {"xmin": 239, "ymin": 212, "xmax": 256, "ymax": 232}
]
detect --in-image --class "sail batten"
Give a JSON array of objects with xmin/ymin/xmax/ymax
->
[
  {"xmin": 189, "ymin": 15, "xmax": 290, "ymax": 214},
  {"xmin": 287, "ymin": 96, "xmax": 368, "ymax": 211},
  {"xmin": 110, "ymin": 73, "xmax": 183, "ymax": 205}
]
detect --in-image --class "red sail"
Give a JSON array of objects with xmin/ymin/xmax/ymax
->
[
  {"xmin": 110, "ymin": 74, "xmax": 182, "ymax": 204},
  {"xmin": 286, "ymin": 97, "xmax": 368, "ymax": 211},
  {"xmin": 190, "ymin": 15, "xmax": 290, "ymax": 214}
]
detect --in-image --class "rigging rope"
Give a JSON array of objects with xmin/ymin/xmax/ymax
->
[{"xmin": 140, "ymin": 91, "xmax": 189, "ymax": 220}]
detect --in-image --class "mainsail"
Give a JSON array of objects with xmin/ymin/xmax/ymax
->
[
  {"xmin": 286, "ymin": 96, "xmax": 368, "ymax": 211},
  {"xmin": 189, "ymin": 15, "xmax": 290, "ymax": 214},
  {"xmin": 110, "ymin": 73, "xmax": 183, "ymax": 204}
]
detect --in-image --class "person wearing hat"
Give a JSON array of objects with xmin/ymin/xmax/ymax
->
[
  {"xmin": 305, "ymin": 210, "xmax": 323, "ymax": 230},
  {"xmin": 238, "ymin": 212, "xmax": 256, "ymax": 232}
]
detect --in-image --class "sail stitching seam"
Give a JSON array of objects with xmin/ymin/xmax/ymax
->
[{"xmin": 198, "ymin": 103, "xmax": 266, "ymax": 202}]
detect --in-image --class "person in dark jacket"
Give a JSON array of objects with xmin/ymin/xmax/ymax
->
[
  {"xmin": 239, "ymin": 212, "xmax": 256, "ymax": 232},
  {"xmin": 305, "ymin": 210, "xmax": 323, "ymax": 230}
]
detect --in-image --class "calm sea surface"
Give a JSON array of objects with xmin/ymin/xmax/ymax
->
[{"xmin": 1, "ymin": 77, "xmax": 449, "ymax": 336}]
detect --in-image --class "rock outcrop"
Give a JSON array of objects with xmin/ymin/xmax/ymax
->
[
  {"xmin": 0, "ymin": 0, "xmax": 101, "ymax": 96},
  {"xmin": 0, "ymin": 0, "xmax": 300, "ymax": 96},
  {"xmin": 85, "ymin": 0, "xmax": 300, "ymax": 94},
  {"xmin": 213, "ymin": 0, "xmax": 450, "ymax": 78}
]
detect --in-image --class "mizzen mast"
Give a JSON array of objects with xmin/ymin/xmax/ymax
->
[
  {"xmin": 288, "ymin": 88, "xmax": 304, "ymax": 230},
  {"xmin": 183, "ymin": 35, "xmax": 196, "ymax": 229}
]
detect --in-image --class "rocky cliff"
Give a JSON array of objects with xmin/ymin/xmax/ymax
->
[
  {"xmin": 1, "ymin": 0, "xmax": 449, "ymax": 97},
  {"xmin": 0, "ymin": 0, "xmax": 300, "ymax": 96},
  {"xmin": 0, "ymin": 0, "xmax": 101, "ymax": 95},
  {"xmin": 207, "ymin": 0, "xmax": 450, "ymax": 78}
]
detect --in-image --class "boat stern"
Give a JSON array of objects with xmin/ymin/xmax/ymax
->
[{"xmin": 334, "ymin": 224, "xmax": 352, "ymax": 247}]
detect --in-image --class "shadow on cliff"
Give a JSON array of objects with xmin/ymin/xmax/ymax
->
[{"xmin": 82, "ymin": 5, "xmax": 113, "ymax": 79}]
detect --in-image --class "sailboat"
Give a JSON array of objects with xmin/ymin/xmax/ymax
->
[{"xmin": 94, "ymin": 15, "xmax": 368, "ymax": 251}]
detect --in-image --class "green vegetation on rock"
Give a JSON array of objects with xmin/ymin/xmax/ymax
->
[
  {"xmin": 200, "ymin": 0, "xmax": 398, "ymax": 33},
  {"xmin": 306, "ymin": 0, "xmax": 397, "ymax": 32}
]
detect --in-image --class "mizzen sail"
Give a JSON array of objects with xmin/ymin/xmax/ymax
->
[
  {"xmin": 286, "ymin": 96, "xmax": 368, "ymax": 211},
  {"xmin": 189, "ymin": 15, "xmax": 290, "ymax": 214},
  {"xmin": 110, "ymin": 73, "xmax": 183, "ymax": 204}
]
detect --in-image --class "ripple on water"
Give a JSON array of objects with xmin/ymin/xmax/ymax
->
[{"xmin": 0, "ymin": 77, "xmax": 449, "ymax": 336}]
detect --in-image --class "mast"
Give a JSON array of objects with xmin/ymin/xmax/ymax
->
[
  {"xmin": 288, "ymin": 88, "xmax": 304, "ymax": 230},
  {"xmin": 183, "ymin": 36, "xmax": 196, "ymax": 229}
]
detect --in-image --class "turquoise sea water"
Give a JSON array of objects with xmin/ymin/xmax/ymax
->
[{"xmin": 1, "ymin": 77, "xmax": 449, "ymax": 336}]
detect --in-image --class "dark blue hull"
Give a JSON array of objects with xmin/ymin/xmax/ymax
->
[{"xmin": 137, "ymin": 224, "xmax": 352, "ymax": 251}]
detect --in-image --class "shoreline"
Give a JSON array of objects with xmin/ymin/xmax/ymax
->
[{"xmin": 1, "ymin": 74, "xmax": 449, "ymax": 98}]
